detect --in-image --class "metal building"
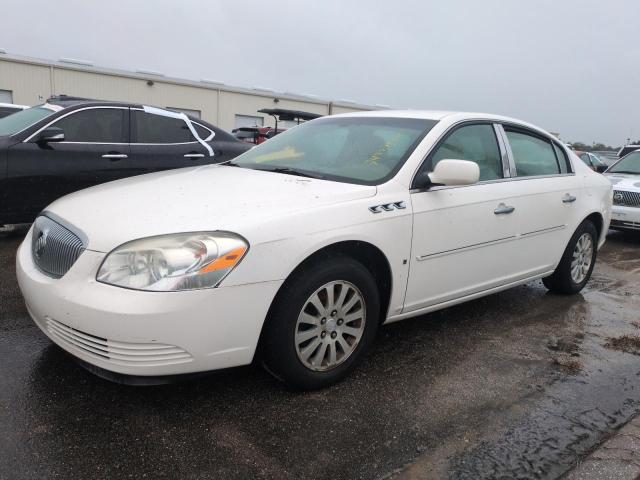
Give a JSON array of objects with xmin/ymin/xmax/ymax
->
[{"xmin": 0, "ymin": 52, "xmax": 377, "ymax": 132}]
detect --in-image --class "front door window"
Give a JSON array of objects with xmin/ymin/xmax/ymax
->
[{"xmin": 53, "ymin": 108, "xmax": 126, "ymax": 143}]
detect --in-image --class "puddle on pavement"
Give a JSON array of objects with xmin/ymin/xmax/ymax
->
[{"xmin": 448, "ymin": 269, "xmax": 640, "ymax": 479}]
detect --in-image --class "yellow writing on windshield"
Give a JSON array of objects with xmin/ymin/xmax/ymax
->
[
  {"xmin": 366, "ymin": 133, "xmax": 403, "ymax": 166},
  {"xmin": 253, "ymin": 146, "xmax": 305, "ymax": 164}
]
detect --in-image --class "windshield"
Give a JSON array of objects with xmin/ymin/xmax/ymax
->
[
  {"xmin": 231, "ymin": 116, "xmax": 437, "ymax": 185},
  {"xmin": 609, "ymin": 151, "xmax": 640, "ymax": 174},
  {"xmin": 0, "ymin": 105, "xmax": 58, "ymax": 136}
]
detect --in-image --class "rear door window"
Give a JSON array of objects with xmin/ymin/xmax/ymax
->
[
  {"xmin": 505, "ymin": 129, "xmax": 560, "ymax": 177},
  {"xmin": 553, "ymin": 144, "xmax": 570, "ymax": 173},
  {"xmin": 52, "ymin": 108, "xmax": 127, "ymax": 143},
  {"xmin": 133, "ymin": 111, "xmax": 195, "ymax": 143}
]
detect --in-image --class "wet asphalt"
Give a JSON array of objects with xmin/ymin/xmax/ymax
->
[{"xmin": 1, "ymin": 227, "xmax": 639, "ymax": 480}]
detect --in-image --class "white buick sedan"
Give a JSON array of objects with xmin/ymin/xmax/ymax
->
[{"xmin": 17, "ymin": 111, "xmax": 612, "ymax": 389}]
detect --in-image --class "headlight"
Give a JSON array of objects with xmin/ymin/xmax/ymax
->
[{"xmin": 97, "ymin": 232, "xmax": 248, "ymax": 291}]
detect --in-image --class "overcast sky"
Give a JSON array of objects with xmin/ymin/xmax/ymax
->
[{"xmin": 1, "ymin": 0, "xmax": 638, "ymax": 145}]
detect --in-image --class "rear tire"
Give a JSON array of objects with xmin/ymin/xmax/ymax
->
[
  {"xmin": 261, "ymin": 255, "xmax": 380, "ymax": 390},
  {"xmin": 542, "ymin": 220, "xmax": 598, "ymax": 294}
]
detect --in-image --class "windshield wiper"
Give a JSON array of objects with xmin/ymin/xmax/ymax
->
[
  {"xmin": 245, "ymin": 165, "xmax": 325, "ymax": 179},
  {"xmin": 610, "ymin": 170, "xmax": 638, "ymax": 175},
  {"xmin": 218, "ymin": 159, "xmax": 239, "ymax": 166},
  {"xmin": 269, "ymin": 167, "xmax": 325, "ymax": 179},
  {"xmin": 224, "ymin": 163, "xmax": 325, "ymax": 179}
]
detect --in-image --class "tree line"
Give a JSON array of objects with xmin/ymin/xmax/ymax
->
[{"xmin": 569, "ymin": 142, "xmax": 621, "ymax": 152}]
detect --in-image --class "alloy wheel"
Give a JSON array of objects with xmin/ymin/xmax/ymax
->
[
  {"xmin": 570, "ymin": 232, "xmax": 594, "ymax": 283},
  {"xmin": 294, "ymin": 280, "xmax": 366, "ymax": 371}
]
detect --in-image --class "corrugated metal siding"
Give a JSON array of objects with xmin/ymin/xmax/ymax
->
[
  {"xmin": 0, "ymin": 60, "xmax": 52, "ymax": 105},
  {"xmin": 0, "ymin": 57, "xmax": 375, "ymax": 133},
  {"xmin": 52, "ymin": 68, "xmax": 218, "ymax": 122}
]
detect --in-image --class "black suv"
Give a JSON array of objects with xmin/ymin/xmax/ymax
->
[{"xmin": 0, "ymin": 96, "xmax": 250, "ymax": 225}]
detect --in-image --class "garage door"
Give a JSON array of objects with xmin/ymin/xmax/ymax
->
[
  {"xmin": 235, "ymin": 114, "xmax": 263, "ymax": 128},
  {"xmin": 0, "ymin": 90, "xmax": 13, "ymax": 104}
]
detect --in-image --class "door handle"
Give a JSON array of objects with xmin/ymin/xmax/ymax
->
[
  {"xmin": 102, "ymin": 153, "xmax": 128, "ymax": 160},
  {"xmin": 562, "ymin": 194, "xmax": 577, "ymax": 203},
  {"xmin": 184, "ymin": 153, "xmax": 205, "ymax": 158},
  {"xmin": 494, "ymin": 203, "xmax": 515, "ymax": 215}
]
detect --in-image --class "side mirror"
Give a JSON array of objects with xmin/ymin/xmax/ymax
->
[
  {"xmin": 425, "ymin": 159, "xmax": 480, "ymax": 187},
  {"xmin": 36, "ymin": 127, "xmax": 65, "ymax": 143}
]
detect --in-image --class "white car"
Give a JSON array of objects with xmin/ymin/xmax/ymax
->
[
  {"xmin": 16, "ymin": 111, "xmax": 612, "ymax": 389},
  {"xmin": 605, "ymin": 151, "xmax": 640, "ymax": 231}
]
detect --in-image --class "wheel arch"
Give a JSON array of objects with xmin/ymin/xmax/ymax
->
[
  {"xmin": 551, "ymin": 210, "xmax": 605, "ymax": 272},
  {"xmin": 282, "ymin": 240, "xmax": 392, "ymax": 320},
  {"xmin": 255, "ymin": 240, "xmax": 394, "ymax": 357},
  {"xmin": 583, "ymin": 211, "xmax": 604, "ymax": 243},
  {"xmin": 559, "ymin": 211, "xmax": 604, "ymax": 262}
]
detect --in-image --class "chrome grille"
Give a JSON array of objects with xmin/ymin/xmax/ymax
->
[
  {"xmin": 31, "ymin": 215, "xmax": 85, "ymax": 278},
  {"xmin": 46, "ymin": 318, "xmax": 193, "ymax": 367},
  {"xmin": 613, "ymin": 190, "xmax": 640, "ymax": 208}
]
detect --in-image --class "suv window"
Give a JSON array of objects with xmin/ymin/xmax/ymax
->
[
  {"xmin": 193, "ymin": 123, "xmax": 213, "ymax": 140},
  {"xmin": 133, "ymin": 111, "xmax": 195, "ymax": 143},
  {"xmin": 505, "ymin": 129, "xmax": 560, "ymax": 177},
  {"xmin": 430, "ymin": 124, "xmax": 503, "ymax": 181},
  {"xmin": 52, "ymin": 108, "xmax": 126, "ymax": 143}
]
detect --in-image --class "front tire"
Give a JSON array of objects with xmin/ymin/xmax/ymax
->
[
  {"xmin": 543, "ymin": 220, "xmax": 598, "ymax": 294},
  {"xmin": 261, "ymin": 255, "xmax": 380, "ymax": 390}
]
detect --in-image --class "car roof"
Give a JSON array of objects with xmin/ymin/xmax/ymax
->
[
  {"xmin": 332, "ymin": 109, "xmax": 455, "ymax": 120},
  {"xmin": 333, "ymin": 109, "xmax": 531, "ymax": 123},
  {"xmin": 44, "ymin": 96, "xmax": 221, "ymax": 130},
  {"xmin": 329, "ymin": 110, "xmax": 556, "ymax": 139},
  {"xmin": 45, "ymin": 96, "xmax": 218, "ymax": 128},
  {"xmin": 47, "ymin": 95, "xmax": 142, "ymax": 109}
]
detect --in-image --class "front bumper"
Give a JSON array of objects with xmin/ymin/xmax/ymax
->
[
  {"xmin": 16, "ymin": 230, "xmax": 282, "ymax": 377},
  {"xmin": 610, "ymin": 205, "xmax": 640, "ymax": 231}
]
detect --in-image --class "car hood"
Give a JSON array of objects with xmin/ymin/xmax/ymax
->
[
  {"xmin": 605, "ymin": 173, "xmax": 640, "ymax": 191},
  {"xmin": 46, "ymin": 165, "xmax": 377, "ymax": 252}
]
